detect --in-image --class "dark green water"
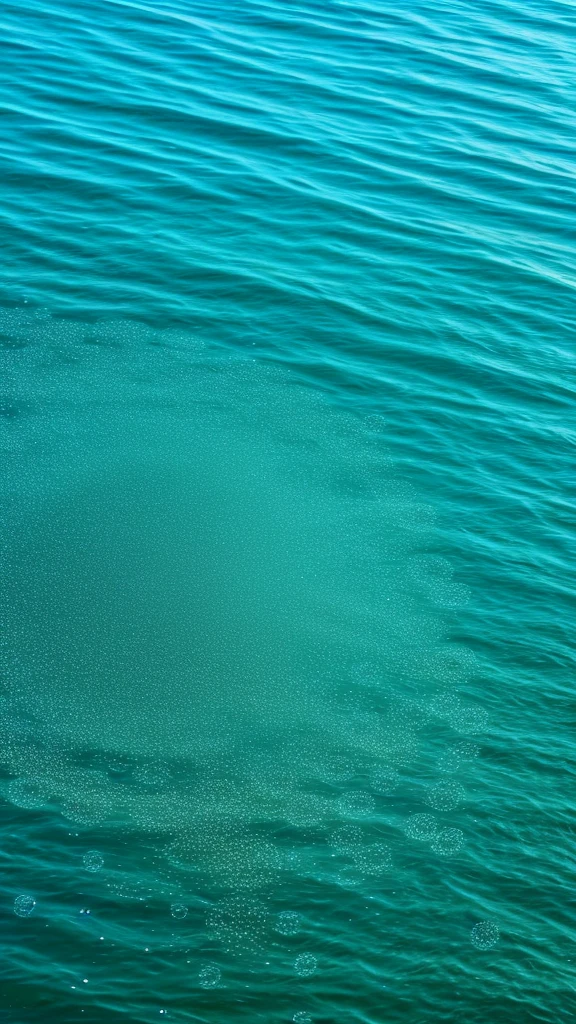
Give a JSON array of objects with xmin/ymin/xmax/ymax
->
[{"xmin": 0, "ymin": 1, "xmax": 574, "ymax": 1022}]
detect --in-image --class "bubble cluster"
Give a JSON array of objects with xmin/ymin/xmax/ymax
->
[
  {"xmin": 275, "ymin": 910, "xmax": 301, "ymax": 936},
  {"xmin": 83, "ymin": 850, "xmax": 104, "ymax": 873},
  {"xmin": 330, "ymin": 824, "xmax": 364, "ymax": 855},
  {"xmin": 168, "ymin": 820, "xmax": 283, "ymax": 892},
  {"xmin": 470, "ymin": 920, "xmax": 500, "ymax": 950},
  {"xmin": 452, "ymin": 706, "xmax": 489, "ymax": 734},
  {"xmin": 0, "ymin": 308, "xmax": 480, "ymax": 954},
  {"xmin": 351, "ymin": 842, "xmax": 393, "ymax": 875},
  {"xmin": 207, "ymin": 895, "xmax": 269, "ymax": 955},
  {"xmin": 14, "ymin": 894, "xmax": 36, "ymax": 917},
  {"xmin": 430, "ymin": 694, "xmax": 488, "ymax": 735},
  {"xmin": 425, "ymin": 780, "xmax": 465, "ymax": 812},
  {"xmin": 6, "ymin": 777, "xmax": 47, "ymax": 810},
  {"xmin": 198, "ymin": 964, "xmax": 221, "ymax": 989},
  {"xmin": 430, "ymin": 828, "xmax": 465, "ymax": 857},
  {"xmin": 403, "ymin": 813, "xmax": 439, "ymax": 841},
  {"xmin": 294, "ymin": 953, "xmax": 318, "ymax": 978},
  {"xmin": 293, "ymin": 1013, "xmax": 312, "ymax": 1023},
  {"xmin": 170, "ymin": 902, "xmax": 188, "ymax": 920},
  {"xmin": 370, "ymin": 766, "xmax": 399, "ymax": 794}
]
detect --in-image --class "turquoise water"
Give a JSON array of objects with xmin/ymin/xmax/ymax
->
[{"xmin": 0, "ymin": 1, "xmax": 574, "ymax": 1021}]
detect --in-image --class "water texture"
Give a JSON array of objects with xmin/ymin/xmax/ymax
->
[{"xmin": 0, "ymin": 1, "xmax": 574, "ymax": 1022}]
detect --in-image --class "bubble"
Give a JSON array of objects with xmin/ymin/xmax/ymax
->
[
  {"xmin": 294, "ymin": 953, "xmax": 317, "ymax": 978},
  {"xmin": 429, "ymin": 693, "xmax": 460, "ymax": 719},
  {"xmin": 370, "ymin": 766, "xmax": 399, "ymax": 794},
  {"xmin": 207, "ymin": 895, "xmax": 269, "ymax": 955},
  {"xmin": 170, "ymin": 902, "xmax": 188, "ymax": 920},
  {"xmin": 275, "ymin": 910, "xmax": 301, "ymax": 936},
  {"xmin": 352, "ymin": 842, "xmax": 393, "ymax": 875},
  {"xmin": 198, "ymin": 964, "xmax": 221, "ymax": 989},
  {"xmin": 403, "ymin": 813, "xmax": 439, "ymax": 841},
  {"xmin": 14, "ymin": 894, "xmax": 36, "ymax": 917},
  {"xmin": 364, "ymin": 413, "xmax": 387, "ymax": 432},
  {"xmin": 283, "ymin": 792, "xmax": 330, "ymax": 829},
  {"xmin": 279, "ymin": 847, "xmax": 303, "ymax": 873},
  {"xmin": 7, "ymin": 777, "xmax": 47, "ymax": 810},
  {"xmin": 430, "ymin": 828, "xmax": 465, "ymax": 857},
  {"xmin": 293, "ymin": 1013, "xmax": 312, "ymax": 1024},
  {"xmin": 330, "ymin": 824, "xmax": 363, "ymax": 854},
  {"xmin": 425, "ymin": 780, "xmax": 465, "ymax": 811},
  {"xmin": 337, "ymin": 791, "xmax": 375, "ymax": 818},
  {"xmin": 471, "ymin": 920, "xmax": 500, "ymax": 950},
  {"xmin": 168, "ymin": 816, "xmax": 283, "ymax": 891},
  {"xmin": 62, "ymin": 799, "xmax": 108, "ymax": 828},
  {"xmin": 83, "ymin": 850, "xmax": 104, "ymax": 873}
]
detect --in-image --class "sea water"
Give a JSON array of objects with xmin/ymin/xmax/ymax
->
[{"xmin": 0, "ymin": 1, "xmax": 574, "ymax": 1022}]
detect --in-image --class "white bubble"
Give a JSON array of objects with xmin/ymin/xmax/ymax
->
[
  {"xmin": 294, "ymin": 953, "xmax": 317, "ymax": 978},
  {"xmin": 14, "ymin": 894, "xmax": 36, "ymax": 917},
  {"xmin": 425, "ymin": 779, "xmax": 465, "ymax": 811},
  {"xmin": 403, "ymin": 813, "xmax": 439, "ymax": 841},
  {"xmin": 471, "ymin": 920, "xmax": 499, "ymax": 950},
  {"xmin": 198, "ymin": 964, "xmax": 221, "ymax": 988},
  {"xmin": 170, "ymin": 902, "xmax": 188, "ymax": 920},
  {"xmin": 83, "ymin": 850, "xmax": 104, "ymax": 873},
  {"xmin": 275, "ymin": 910, "xmax": 301, "ymax": 936},
  {"xmin": 293, "ymin": 1013, "xmax": 312, "ymax": 1024},
  {"xmin": 430, "ymin": 828, "xmax": 465, "ymax": 857}
]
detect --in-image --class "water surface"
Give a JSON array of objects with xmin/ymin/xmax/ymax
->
[{"xmin": 0, "ymin": 1, "xmax": 574, "ymax": 1022}]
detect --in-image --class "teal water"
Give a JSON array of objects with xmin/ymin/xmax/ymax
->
[{"xmin": 0, "ymin": 1, "xmax": 574, "ymax": 1022}]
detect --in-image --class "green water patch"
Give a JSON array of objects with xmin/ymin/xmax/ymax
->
[{"xmin": 0, "ymin": 308, "xmax": 483, "ymax": 956}]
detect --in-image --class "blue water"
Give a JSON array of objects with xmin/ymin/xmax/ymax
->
[{"xmin": 1, "ymin": 1, "xmax": 575, "ymax": 1022}]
